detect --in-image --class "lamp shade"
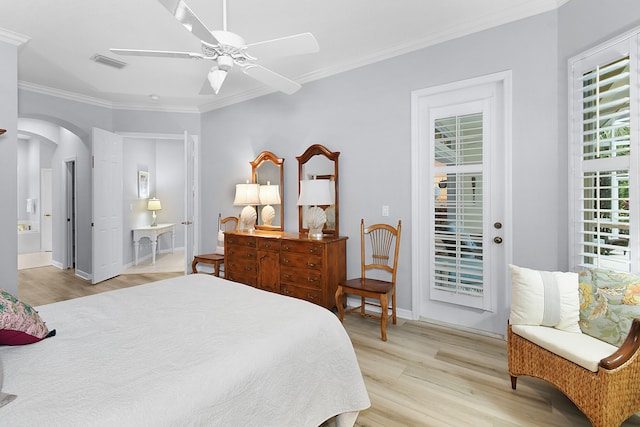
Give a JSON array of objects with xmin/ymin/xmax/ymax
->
[
  {"xmin": 259, "ymin": 183, "xmax": 281, "ymax": 205},
  {"xmin": 297, "ymin": 179, "xmax": 332, "ymax": 206},
  {"xmin": 207, "ymin": 67, "xmax": 227, "ymax": 95},
  {"xmin": 147, "ymin": 198, "xmax": 162, "ymax": 211},
  {"xmin": 234, "ymin": 183, "xmax": 260, "ymax": 206}
]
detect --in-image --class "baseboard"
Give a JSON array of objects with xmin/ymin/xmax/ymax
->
[
  {"xmin": 345, "ymin": 296, "xmax": 412, "ymax": 320},
  {"xmin": 418, "ymin": 316, "xmax": 506, "ymax": 340},
  {"xmin": 75, "ymin": 269, "xmax": 91, "ymax": 281}
]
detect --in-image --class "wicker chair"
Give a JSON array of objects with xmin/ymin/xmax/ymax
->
[{"xmin": 508, "ymin": 320, "xmax": 640, "ymax": 427}]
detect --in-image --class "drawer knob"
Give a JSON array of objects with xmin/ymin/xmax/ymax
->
[
  {"xmin": 284, "ymin": 274, "xmax": 292, "ymax": 279},
  {"xmin": 307, "ymin": 277, "xmax": 317, "ymax": 282},
  {"xmin": 307, "ymin": 293, "xmax": 316, "ymax": 300},
  {"xmin": 283, "ymin": 258, "xmax": 290, "ymax": 263},
  {"xmin": 307, "ymin": 262, "xmax": 315, "ymax": 267}
]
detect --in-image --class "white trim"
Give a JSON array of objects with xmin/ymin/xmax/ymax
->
[{"xmin": 0, "ymin": 27, "xmax": 29, "ymax": 46}]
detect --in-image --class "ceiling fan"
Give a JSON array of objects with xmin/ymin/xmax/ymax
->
[{"xmin": 110, "ymin": 0, "xmax": 319, "ymax": 95}]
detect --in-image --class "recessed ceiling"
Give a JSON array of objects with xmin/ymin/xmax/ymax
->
[{"xmin": 0, "ymin": 0, "xmax": 565, "ymax": 112}]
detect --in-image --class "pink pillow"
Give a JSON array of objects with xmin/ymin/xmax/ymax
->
[{"xmin": 0, "ymin": 289, "xmax": 55, "ymax": 345}]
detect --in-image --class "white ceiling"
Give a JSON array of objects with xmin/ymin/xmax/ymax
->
[{"xmin": 0, "ymin": 0, "xmax": 564, "ymax": 112}]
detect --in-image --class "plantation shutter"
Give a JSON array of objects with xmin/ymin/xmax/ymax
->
[
  {"xmin": 574, "ymin": 52, "xmax": 633, "ymax": 272},
  {"xmin": 433, "ymin": 112, "xmax": 484, "ymax": 297}
]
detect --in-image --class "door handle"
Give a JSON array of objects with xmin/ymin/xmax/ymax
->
[
  {"xmin": 493, "ymin": 236, "xmax": 503, "ymax": 244},
  {"xmin": 181, "ymin": 221, "xmax": 193, "ymax": 225}
]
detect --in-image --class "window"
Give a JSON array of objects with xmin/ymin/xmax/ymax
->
[{"xmin": 570, "ymin": 32, "xmax": 639, "ymax": 272}]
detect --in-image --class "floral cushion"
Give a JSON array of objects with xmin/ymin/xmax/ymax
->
[
  {"xmin": 0, "ymin": 289, "xmax": 54, "ymax": 345},
  {"xmin": 579, "ymin": 268, "xmax": 640, "ymax": 347}
]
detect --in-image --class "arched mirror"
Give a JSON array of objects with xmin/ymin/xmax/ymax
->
[
  {"xmin": 251, "ymin": 151, "xmax": 284, "ymax": 231},
  {"xmin": 297, "ymin": 144, "xmax": 340, "ymax": 237}
]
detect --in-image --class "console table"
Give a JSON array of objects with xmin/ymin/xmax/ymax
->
[
  {"xmin": 225, "ymin": 230, "xmax": 347, "ymax": 310},
  {"xmin": 132, "ymin": 223, "xmax": 175, "ymax": 265}
]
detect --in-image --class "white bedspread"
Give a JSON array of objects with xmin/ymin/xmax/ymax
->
[{"xmin": 0, "ymin": 274, "xmax": 370, "ymax": 426}]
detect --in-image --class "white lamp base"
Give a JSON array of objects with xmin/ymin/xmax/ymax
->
[
  {"xmin": 261, "ymin": 204, "xmax": 276, "ymax": 226},
  {"xmin": 240, "ymin": 205, "xmax": 257, "ymax": 232},
  {"xmin": 150, "ymin": 211, "xmax": 157, "ymax": 227},
  {"xmin": 306, "ymin": 206, "xmax": 327, "ymax": 239}
]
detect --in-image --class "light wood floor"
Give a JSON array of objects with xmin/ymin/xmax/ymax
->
[{"xmin": 18, "ymin": 267, "xmax": 640, "ymax": 426}]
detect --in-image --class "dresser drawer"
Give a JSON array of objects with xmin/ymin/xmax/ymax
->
[
  {"xmin": 281, "ymin": 266, "xmax": 322, "ymax": 290},
  {"xmin": 257, "ymin": 239, "xmax": 280, "ymax": 251},
  {"xmin": 280, "ymin": 283, "xmax": 322, "ymax": 304},
  {"xmin": 280, "ymin": 252, "xmax": 322, "ymax": 270},
  {"xmin": 225, "ymin": 257, "xmax": 257, "ymax": 275},
  {"xmin": 226, "ymin": 272, "xmax": 258, "ymax": 287},
  {"xmin": 226, "ymin": 234, "xmax": 256, "ymax": 248},
  {"xmin": 226, "ymin": 245, "xmax": 256, "ymax": 260},
  {"xmin": 281, "ymin": 240, "xmax": 323, "ymax": 255}
]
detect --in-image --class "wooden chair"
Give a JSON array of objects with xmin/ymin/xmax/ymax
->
[
  {"xmin": 335, "ymin": 219, "xmax": 402, "ymax": 341},
  {"xmin": 191, "ymin": 214, "xmax": 238, "ymax": 277}
]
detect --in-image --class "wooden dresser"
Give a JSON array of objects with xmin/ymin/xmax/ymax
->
[{"xmin": 224, "ymin": 230, "xmax": 347, "ymax": 310}]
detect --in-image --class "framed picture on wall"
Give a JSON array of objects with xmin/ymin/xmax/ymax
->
[{"xmin": 138, "ymin": 171, "xmax": 149, "ymax": 199}]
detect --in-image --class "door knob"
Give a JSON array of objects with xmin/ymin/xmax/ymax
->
[
  {"xmin": 493, "ymin": 236, "xmax": 503, "ymax": 244},
  {"xmin": 494, "ymin": 222, "xmax": 502, "ymax": 229}
]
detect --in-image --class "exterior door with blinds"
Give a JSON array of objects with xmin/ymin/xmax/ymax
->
[
  {"xmin": 570, "ymin": 33, "xmax": 639, "ymax": 273},
  {"xmin": 412, "ymin": 72, "xmax": 511, "ymax": 335}
]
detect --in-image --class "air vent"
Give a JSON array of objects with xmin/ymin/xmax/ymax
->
[{"xmin": 90, "ymin": 54, "xmax": 127, "ymax": 69}]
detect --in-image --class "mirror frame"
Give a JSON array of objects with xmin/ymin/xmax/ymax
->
[
  {"xmin": 297, "ymin": 144, "xmax": 340, "ymax": 236},
  {"xmin": 251, "ymin": 151, "xmax": 285, "ymax": 231}
]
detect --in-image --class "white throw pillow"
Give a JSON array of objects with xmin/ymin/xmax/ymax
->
[
  {"xmin": 509, "ymin": 264, "xmax": 581, "ymax": 333},
  {"xmin": 214, "ymin": 230, "xmax": 225, "ymax": 255}
]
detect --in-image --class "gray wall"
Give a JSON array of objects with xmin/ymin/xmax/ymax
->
[{"xmin": 0, "ymin": 39, "xmax": 18, "ymax": 295}]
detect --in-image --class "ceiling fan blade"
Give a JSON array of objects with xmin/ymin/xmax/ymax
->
[
  {"xmin": 157, "ymin": 0, "xmax": 219, "ymax": 46},
  {"xmin": 110, "ymin": 48, "xmax": 204, "ymax": 59},
  {"xmin": 242, "ymin": 64, "xmax": 301, "ymax": 95},
  {"xmin": 245, "ymin": 33, "xmax": 319, "ymax": 59},
  {"xmin": 199, "ymin": 76, "xmax": 215, "ymax": 95}
]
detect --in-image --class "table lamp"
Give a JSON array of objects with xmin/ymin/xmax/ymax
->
[
  {"xmin": 297, "ymin": 179, "xmax": 332, "ymax": 239},
  {"xmin": 147, "ymin": 197, "xmax": 162, "ymax": 227},
  {"xmin": 234, "ymin": 182, "xmax": 260, "ymax": 232}
]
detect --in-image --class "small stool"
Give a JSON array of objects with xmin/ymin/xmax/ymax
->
[{"xmin": 192, "ymin": 254, "xmax": 224, "ymax": 277}]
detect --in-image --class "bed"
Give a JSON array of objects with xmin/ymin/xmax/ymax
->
[{"xmin": 0, "ymin": 274, "xmax": 370, "ymax": 426}]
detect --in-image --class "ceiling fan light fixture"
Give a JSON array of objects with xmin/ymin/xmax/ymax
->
[{"xmin": 208, "ymin": 67, "xmax": 228, "ymax": 94}]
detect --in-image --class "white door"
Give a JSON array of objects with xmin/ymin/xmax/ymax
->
[
  {"xmin": 92, "ymin": 128, "xmax": 123, "ymax": 284},
  {"xmin": 412, "ymin": 72, "xmax": 512, "ymax": 335},
  {"xmin": 183, "ymin": 132, "xmax": 196, "ymax": 274},
  {"xmin": 40, "ymin": 168, "xmax": 52, "ymax": 252}
]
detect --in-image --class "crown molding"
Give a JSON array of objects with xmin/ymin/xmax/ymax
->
[
  {"xmin": 0, "ymin": 27, "xmax": 29, "ymax": 46},
  {"xmin": 18, "ymin": 81, "xmax": 200, "ymax": 114}
]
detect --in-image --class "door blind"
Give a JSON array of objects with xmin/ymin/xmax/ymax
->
[{"xmin": 433, "ymin": 113, "xmax": 484, "ymax": 296}]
